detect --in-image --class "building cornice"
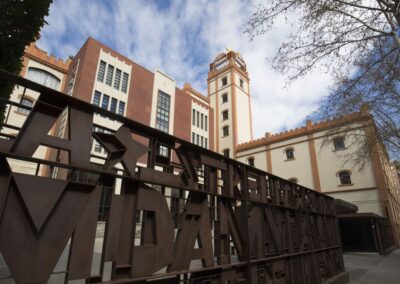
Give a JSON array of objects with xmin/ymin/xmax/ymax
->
[
  {"xmin": 207, "ymin": 59, "xmax": 249, "ymax": 82},
  {"xmin": 183, "ymin": 83, "xmax": 210, "ymax": 103},
  {"xmin": 236, "ymin": 109, "xmax": 373, "ymax": 152},
  {"xmin": 24, "ymin": 43, "xmax": 71, "ymax": 73}
]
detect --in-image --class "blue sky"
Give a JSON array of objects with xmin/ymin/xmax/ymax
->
[{"xmin": 38, "ymin": 0, "xmax": 335, "ymax": 140}]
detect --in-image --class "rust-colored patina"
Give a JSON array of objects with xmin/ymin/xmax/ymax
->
[{"xmin": 0, "ymin": 70, "xmax": 349, "ymax": 283}]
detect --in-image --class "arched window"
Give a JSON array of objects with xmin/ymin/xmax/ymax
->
[
  {"xmin": 17, "ymin": 98, "xmax": 33, "ymax": 114},
  {"xmin": 247, "ymin": 157, "xmax": 255, "ymax": 166},
  {"xmin": 223, "ymin": 149, "xmax": 230, "ymax": 157},
  {"xmin": 337, "ymin": 170, "xmax": 352, "ymax": 185},
  {"xmin": 26, "ymin": 67, "xmax": 61, "ymax": 90},
  {"xmin": 284, "ymin": 147, "xmax": 295, "ymax": 160}
]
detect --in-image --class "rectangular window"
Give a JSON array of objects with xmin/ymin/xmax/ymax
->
[
  {"xmin": 101, "ymin": 94, "xmax": 109, "ymax": 110},
  {"xmin": 110, "ymin": 98, "xmax": 118, "ymax": 113},
  {"xmin": 222, "ymin": 126, "xmax": 229, "ymax": 137},
  {"xmin": 192, "ymin": 109, "xmax": 196, "ymax": 126},
  {"xmin": 121, "ymin": 72, "xmax": 129, "ymax": 93},
  {"xmin": 97, "ymin": 61, "xmax": 106, "ymax": 82},
  {"xmin": 333, "ymin": 137, "xmax": 345, "ymax": 150},
  {"xmin": 158, "ymin": 145, "xmax": 169, "ymax": 157},
  {"xmin": 93, "ymin": 91, "xmax": 101, "ymax": 106},
  {"xmin": 205, "ymin": 138, "xmax": 208, "ymax": 149},
  {"xmin": 239, "ymin": 78, "xmax": 244, "ymax": 88},
  {"xmin": 222, "ymin": 110, "xmax": 229, "ymax": 120},
  {"xmin": 197, "ymin": 111, "xmax": 200, "ymax": 127},
  {"xmin": 200, "ymin": 136, "xmax": 203, "ymax": 147},
  {"xmin": 223, "ymin": 149, "xmax": 230, "ymax": 157},
  {"xmin": 114, "ymin": 69, "xmax": 122, "ymax": 90},
  {"xmin": 222, "ymin": 76, "xmax": 227, "ymax": 86},
  {"xmin": 196, "ymin": 134, "xmax": 200, "ymax": 145},
  {"xmin": 222, "ymin": 93, "xmax": 228, "ymax": 103},
  {"xmin": 192, "ymin": 132, "xmax": 195, "ymax": 143},
  {"xmin": 94, "ymin": 141, "xmax": 102, "ymax": 153},
  {"xmin": 105, "ymin": 64, "xmax": 114, "ymax": 86},
  {"xmin": 155, "ymin": 91, "xmax": 171, "ymax": 132},
  {"xmin": 118, "ymin": 101, "xmax": 125, "ymax": 116},
  {"xmin": 205, "ymin": 115, "xmax": 208, "ymax": 131},
  {"xmin": 201, "ymin": 113, "xmax": 204, "ymax": 129}
]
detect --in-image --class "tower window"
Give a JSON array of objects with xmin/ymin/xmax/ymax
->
[
  {"xmin": 333, "ymin": 137, "xmax": 346, "ymax": 150},
  {"xmin": 248, "ymin": 157, "xmax": 255, "ymax": 166},
  {"xmin": 285, "ymin": 148, "xmax": 294, "ymax": 160},
  {"xmin": 240, "ymin": 78, "xmax": 244, "ymax": 88},
  {"xmin": 222, "ymin": 126, "xmax": 229, "ymax": 137},
  {"xmin": 338, "ymin": 170, "xmax": 352, "ymax": 185},
  {"xmin": 222, "ymin": 110, "xmax": 229, "ymax": 120},
  {"xmin": 221, "ymin": 76, "xmax": 227, "ymax": 86},
  {"xmin": 223, "ymin": 149, "xmax": 230, "ymax": 157},
  {"xmin": 221, "ymin": 93, "xmax": 228, "ymax": 103}
]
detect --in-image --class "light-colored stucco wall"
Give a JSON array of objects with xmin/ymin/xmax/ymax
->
[
  {"xmin": 150, "ymin": 70, "xmax": 176, "ymax": 135},
  {"xmin": 327, "ymin": 189, "xmax": 384, "ymax": 215},
  {"xmin": 236, "ymin": 124, "xmax": 384, "ymax": 216},
  {"xmin": 314, "ymin": 128, "xmax": 376, "ymax": 192},
  {"xmin": 191, "ymin": 101, "xmax": 210, "ymax": 148},
  {"xmin": 6, "ymin": 58, "xmax": 68, "ymax": 174},
  {"xmin": 269, "ymin": 137, "xmax": 315, "ymax": 189},
  {"xmin": 236, "ymin": 146, "xmax": 267, "ymax": 170},
  {"xmin": 235, "ymin": 89, "xmax": 251, "ymax": 145}
]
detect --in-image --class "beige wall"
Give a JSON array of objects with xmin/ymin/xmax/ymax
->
[
  {"xmin": 270, "ymin": 137, "xmax": 315, "ymax": 189},
  {"xmin": 150, "ymin": 70, "xmax": 176, "ymax": 135},
  {"xmin": 236, "ymin": 124, "xmax": 385, "ymax": 216},
  {"xmin": 6, "ymin": 57, "xmax": 68, "ymax": 175},
  {"xmin": 236, "ymin": 146, "xmax": 267, "ymax": 171},
  {"xmin": 327, "ymin": 189, "xmax": 384, "ymax": 216},
  {"xmin": 314, "ymin": 128, "xmax": 376, "ymax": 192},
  {"xmin": 191, "ymin": 101, "xmax": 210, "ymax": 148},
  {"xmin": 235, "ymin": 87, "xmax": 252, "ymax": 145}
]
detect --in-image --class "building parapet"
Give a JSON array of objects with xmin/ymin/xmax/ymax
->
[
  {"xmin": 24, "ymin": 42, "xmax": 71, "ymax": 72},
  {"xmin": 237, "ymin": 108, "xmax": 372, "ymax": 151},
  {"xmin": 183, "ymin": 82, "xmax": 209, "ymax": 103}
]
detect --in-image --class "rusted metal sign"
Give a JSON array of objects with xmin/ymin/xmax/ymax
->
[{"xmin": 0, "ymin": 70, "xmax": 349, "ymax": 283}]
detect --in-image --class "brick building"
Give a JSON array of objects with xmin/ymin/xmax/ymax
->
[{"xmin": 5, "ymin": 37, "xmax": 400, "ymax": 245}]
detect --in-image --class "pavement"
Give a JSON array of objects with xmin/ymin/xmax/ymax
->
[
  {"xmin": 343, "ymin": 249, "xmax": 400, "ymax": 284},
  {"xmin": 1, "ymin": 238, "xmax": 400, "ymax": 283}
]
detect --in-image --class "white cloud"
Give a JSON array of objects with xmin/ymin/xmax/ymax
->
[{"xmin": 38, "ymin": 0, "xmax": 335, "ymax": 139}]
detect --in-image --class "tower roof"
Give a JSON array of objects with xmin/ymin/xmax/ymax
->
[{"xmin": 208, "ymin": 49, "xmax": 248, "ymax": 80}]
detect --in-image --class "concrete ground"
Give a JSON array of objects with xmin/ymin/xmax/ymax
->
[
  {"xmin": 1, "ymin": 239, "xmax": 400, "ymax": 283},
  {"xmin": 343, "ymin": 249, "xmax": 400, "ymax": 284}
]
